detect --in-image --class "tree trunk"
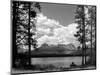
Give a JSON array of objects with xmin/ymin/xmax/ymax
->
[
  {"xmin": 28, "ymin": 2, "xmax": 31, "ymax": 66},
  {"xmin": 82, "ymin": 6, "xmax": 86, "ymax": 66},
  {"xmin": 12, "ymin": 1, "xmax": 18, "ymax": 68},
  {"xmin": 90, "ymin": 16, "xmax": 93, "ymax": 65}
]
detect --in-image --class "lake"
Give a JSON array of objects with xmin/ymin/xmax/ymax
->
[{"xmin": 31, "ymin": 56, "xmax": 90, "ymax": 68}]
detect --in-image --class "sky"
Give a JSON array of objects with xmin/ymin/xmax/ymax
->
[
  {"xmin": 40, "ymin": 3, "xmax": 76, "ymax": 26},
  {"xmin": 32, "ymin": 2, "xmax": 80, "ymax": 48}
]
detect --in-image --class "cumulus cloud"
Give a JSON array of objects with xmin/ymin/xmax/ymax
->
[
  {"xmin": 33, "ymin": 13, "xmax": 79, "ymax": 48},
  {"xmin": 36, "ymin": 13, "xmax": 62, "ymax": 29}
]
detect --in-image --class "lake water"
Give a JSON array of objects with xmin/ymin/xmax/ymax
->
[{"xmin": 31, "ymin": 56, "xmax": 90, "ymax": 68}]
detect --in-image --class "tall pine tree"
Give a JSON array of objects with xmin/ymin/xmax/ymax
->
[
  {"xmin": 12, "ymin": 1, "xmax": 41, "ymax": 67},
  {"xmin": 86, "ymin": 6, "xmax": 96, "ymax": 65},
  {"xmin": 74, "ymin": 5, "xmax": 86, "ymax": 65}
]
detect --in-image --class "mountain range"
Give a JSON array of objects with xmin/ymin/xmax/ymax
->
[{"xmin": 30, "ymin": 43, "xmax": 77, "ymax": 55}]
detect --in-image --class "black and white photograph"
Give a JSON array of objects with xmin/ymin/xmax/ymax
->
[{"xmin": 11, "ymin": 0, "xmax": 96, "ymax": 74}]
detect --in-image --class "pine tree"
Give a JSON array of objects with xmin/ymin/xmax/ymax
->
[
  {"xmin": 75, "ymin": 5, "xmax": 96, "ymax": 66},
  {"xmin": 74, "ymin": 5, "xmax": 86, "ymax": 65},
  {"xmin": 86, "ymin": 6, "xmax": 96, "ymax": 65},
  {"xmin": 12, "ymin": 1, "xmax": 41, "ymax": 67}
]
